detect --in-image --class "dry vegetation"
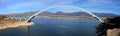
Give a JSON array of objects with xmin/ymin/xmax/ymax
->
[
  {"xmin": 0, "ymin": 16, "xmax": 33, "ymax": 30},
  {"xmin": 0, "ymin": 16, "xmax": 17, "ymax": 24}
]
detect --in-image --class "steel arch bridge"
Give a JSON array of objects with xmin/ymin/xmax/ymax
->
[{"xmin": 27, "ymin": 6, "xmax": 104, "ymax": 23}]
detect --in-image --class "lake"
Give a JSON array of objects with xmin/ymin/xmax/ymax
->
[{"xmin": 0, "ymin": 18, "xmax": 100, "ymax": 36}]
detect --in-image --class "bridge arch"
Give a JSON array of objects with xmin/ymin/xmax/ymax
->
[{"xmin": 27, "ymin": 6, "xmax": 104, "ymax": 23}]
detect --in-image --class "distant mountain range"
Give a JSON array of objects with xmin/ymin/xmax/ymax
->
[{"xmin": 2, "ymin": 11, "xmax": 119, "ymax": 17}]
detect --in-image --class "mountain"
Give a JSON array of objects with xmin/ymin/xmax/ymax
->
[
  {"xmin": 72, "ymin": 12, "xmax": 119, "ymax": 17},
  {"xmin": 2, "ymin": 11, "xmax": 119, "ymax": 17},
  {"xmin": 55, "ymin": 11, "xmax": 64, "ymax": 15},
  {"xmin": 93, "ymin": 13, "xmax": 118, "ymax": 17},
  {"xmin": 38, "ymin": 11, "xmax": 55, "ymax": 16},
  {"xmin": 2, "ymin": 11, "xmax": 37, "ymax": 16}
]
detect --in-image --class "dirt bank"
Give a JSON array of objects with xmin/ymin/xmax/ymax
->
[{"xmin": 0, "ymin": 16, "xmax": 33, "ymax": 30}]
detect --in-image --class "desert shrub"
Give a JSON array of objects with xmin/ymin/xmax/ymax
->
[{"xmin": 0, "ymin": 16, "xmax": 6, "ymax": 20}]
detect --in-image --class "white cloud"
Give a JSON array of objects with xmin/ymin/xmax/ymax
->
[
  {"xmin": 0, "ymin": 0, "xmax": 120, "ymax": 14},
  {"xmin": 2, "ymin": 0, "xmax": 50, "ymax": 10}
]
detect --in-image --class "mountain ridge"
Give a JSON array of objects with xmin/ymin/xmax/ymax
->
[{"xmin": 2, "ymin": 11, "xmax": 119, "ymax": 17}]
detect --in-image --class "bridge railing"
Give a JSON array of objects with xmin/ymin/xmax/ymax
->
[{"xmin": 6, "ymin": 16, "xmax": 30, "ymax": 21}]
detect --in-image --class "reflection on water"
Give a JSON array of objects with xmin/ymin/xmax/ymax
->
[
  {"xmin": 0, "ymin": 26, "xmax": 31, "ymax": 36},
  {"xmin": 0, "ymin": 18, "xmax": 100, "ymax": 36}
]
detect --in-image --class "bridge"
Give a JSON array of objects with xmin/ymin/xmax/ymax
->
[
  {"xmin": 6, "ymin": 16, "xmax": 30, "ymax": 21},
  {"xmin": 5, "ymin": 6, "xmax": 104, "ymax": 23},
  {"xmin": 27, "ymin": 6, "xmax": 104, "ymax": 23}
]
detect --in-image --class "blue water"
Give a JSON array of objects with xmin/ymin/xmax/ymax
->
[{"xmin": 0, "ymin": 18, "xmax": 100, "ymax": 36}]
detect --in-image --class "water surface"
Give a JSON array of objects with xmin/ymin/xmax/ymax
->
[{"xmin": 0, "ymin": 18, "xmax": 100, "ymax": 36}]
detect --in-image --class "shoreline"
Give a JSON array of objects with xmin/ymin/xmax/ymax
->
[
  {"xmin": 0, "ymin": 21, "xmax": 33, "ymax": 30},
  {"xmin": 35, "ymin": 16, "xmax": 107, "ymax": 20}
]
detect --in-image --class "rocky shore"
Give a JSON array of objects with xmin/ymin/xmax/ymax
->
[{"xmin": 96, "ymin": 16, "xmax": 120, "ymax": 36}]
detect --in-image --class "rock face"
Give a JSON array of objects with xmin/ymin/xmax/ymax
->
[
  {"xmin": 107, "ymin": 29, "xmax": 120, "ymax": 36},
  {"xmin": 96, "ymin": 16, "xmax": 120, "ymax": 36}
]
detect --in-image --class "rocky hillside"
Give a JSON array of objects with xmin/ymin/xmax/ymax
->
[{"xmin": 0, "ymin": 15, "xmax": 33, "ymax": 30}]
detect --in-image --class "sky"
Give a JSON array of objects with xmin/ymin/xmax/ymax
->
[{"xmin": 0, "ymin": 0, "xmax": 120, "ymax": 15}]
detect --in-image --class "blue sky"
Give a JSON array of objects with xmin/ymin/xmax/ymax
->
[{"xmin": 0, "ymin": 0, "xmax": 120, "ymax": 15}]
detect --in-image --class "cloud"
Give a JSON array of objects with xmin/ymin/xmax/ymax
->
[
  {"xmin": 0, "ymin": 0, "xmax": 120, "ymax": 14},
  {"xmin": 1, "ymin": 0, "xmax": 120, "ymax": 10},
  {"xmin": 1, "ymin": 0, "xmax": 52, "ymax": 10},
  {"xmin": 69, "ymin": 0, "xmax": 120, "ymax": 7}
]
